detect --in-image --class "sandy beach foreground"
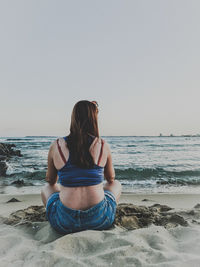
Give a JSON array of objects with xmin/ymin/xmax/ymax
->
[{"xmin": 0, "ymin": 192, "xmax": 200, "ymax": 267}]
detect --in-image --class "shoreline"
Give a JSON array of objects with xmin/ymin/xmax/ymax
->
[
  {"xmin": 0, "ymin": 192, "xmax": 199, "ymax": 217},
  {"xmin": 1, "ymin": 183, "xmax": 200, "ymax": 194}
]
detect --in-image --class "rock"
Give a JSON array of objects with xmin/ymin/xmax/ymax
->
[
  {"xmin": 0, "ymin": 161, "xmax": 7, "ymax": 175},
  {"xmin": 192, "ymin": 219, "xmax": 200, "ymax": 225},
  {"xmin": 156, "ymin": 214, "xmax": 188, "ymax": 228},
  {"xmin": 168, "ymin": 214, "xmax": 188, "ymax": 226},
  {"xmin": 6, "ymin": 198, "xmax": 21, "ymax": 203},
  {"xmin": 150, "ymin": 203, "xmax": 173, "ymax": 212},
  {"xmin": 11, "ymin": 179, "xmax": 33, "ymax": 186},
  {"xmin": 187, "ymin": 210, "xmax": 195, "ymax": 215},
  {"xmin": 3, "ymin": 205, "xmax": 46, "ymax": 225},
  {"xmin": 0, "ymin": 143, "xmax": 22, "ymax": 177},
  {"xmin": 0, "ymin": 155, "xmax": 7, "ymax": 160},
  {"xmin": 194, "ymin": 203, "xmax": 200, "ymax": 209},
  {"xmin": 115, "ymin": 203, "xmax": 187, "ymax": 230},
  {"xmin": 120, "ymin": 216, "xmax": 139, "ymax": 230},
  {"xmin": 2, "ymin": 203, "xmax": 193, "ymax": 230},
  {"xmin": 0, "ymin": 143, "xmax": 22, "ymax": 157},
  {"xmin": 0, "ymin": 161, "xmax": 7, "ymax": 176},
  {"xmin": 11, "ymin": 179, "xmax": 25, "ymax": 186}
]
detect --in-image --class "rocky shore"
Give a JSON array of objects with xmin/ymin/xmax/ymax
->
[
  {"xmin": 3, "ymin": 202, "xmax": 195, "ymax": 230},
  {"xmin": 0, "ymin": 143, "xmax": 22, "ymax": 176}
]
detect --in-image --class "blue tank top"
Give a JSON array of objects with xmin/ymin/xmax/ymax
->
[{"xmin": 57, "ymin": 137, "xmax": 104, "ymax": 187}]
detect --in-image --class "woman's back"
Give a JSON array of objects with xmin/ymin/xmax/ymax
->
[
  {"xmin": 57, "ymin": 136, "xmax": 104, "ymax": 187},
  {"xmin": 49, "ymin": 136, "xmax": 112, "ymax": 210}
]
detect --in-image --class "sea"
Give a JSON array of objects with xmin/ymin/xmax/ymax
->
[{"xmin": 0, "ymin": 136, "xmax": 200, "ymax": 194}]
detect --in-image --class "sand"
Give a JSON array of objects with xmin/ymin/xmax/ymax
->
[{"xmin": 0, "ymin": 192, "xmax": 200, "ymax": 267}]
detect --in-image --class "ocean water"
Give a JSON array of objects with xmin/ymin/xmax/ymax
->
[{"xmin": 0, "ymin": 136, "xmax": 200, "ymax": 194}]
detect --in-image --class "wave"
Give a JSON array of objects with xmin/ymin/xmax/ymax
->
[
  {"xmin": 8, "ymin": 170, "xmax": 46, "ymax": 180},
  {"xmin": 25, "ymin": 136, "xmax": 57, "ymax": 138},
  {"xmin": 6, "ymin": 138, "xmax": 25, "ymax": 141},
  {"xmin": 192, "ymin": 144, "xmax": 200, "ymax": 147},
  {"xmin": 146, "ymin": 144, "xmax": 184, "ymax": 147},
  {"xmin": 3, "ymin": 167, "xmax": 200, "ymax": 187},
  {"xmin": 156, "ymin": 179, "xmax": 200, "ymax": 186},
  {"xmin": 115, "ymin": 167, "xmax": 200, "ymax": 180},
  {"xmin": 115, "ymin": 144, "xmax": 137, "ymax": 148}
]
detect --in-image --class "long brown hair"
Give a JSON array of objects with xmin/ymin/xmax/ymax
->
[{"xmin": 67, "ymin": 100, "xmax": 99, "ymax": 168}]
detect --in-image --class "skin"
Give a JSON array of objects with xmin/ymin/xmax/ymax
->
[{"xmin": 41, "ymin": 137, "xmax": 122, "ymax": 210}]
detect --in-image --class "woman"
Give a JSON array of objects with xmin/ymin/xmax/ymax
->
[{"xmin": 41, "ymin": 100, "xmax": 121, "ymax": 234}]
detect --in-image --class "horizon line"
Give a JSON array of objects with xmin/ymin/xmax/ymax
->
[{"xmin": 1, "ymin": 134, "xmax": 200, "ymax": 138}]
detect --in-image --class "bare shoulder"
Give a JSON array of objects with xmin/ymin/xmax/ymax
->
[
  {"xmin": 51, "ymin": 138, "xmax": 67, "ymax": 148},
  {"xmin": 58, "ymin": 137, "xmax": 68, "ymax": 146},
  {"xmin": 48, "ymin": 138, "xmax": 65, "ymax": 155},
  {"xmin": 49, "ymin": 140, "xmax": 56, "ymax": 152},
  {"xmin": 54, "ymin": 137, "xmax": 69, "ymax": 158},
  {"xmin": 100, "ymin": 139, "xmax": 112, "ymax": 161},
  {"xmin": 102, "ymin": 139, "xmax": 110, "ymax": 153}
]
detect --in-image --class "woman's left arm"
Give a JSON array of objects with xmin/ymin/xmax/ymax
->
[{"xmin": 45, "ymin": 143, "xmax": 58, "ymax": 185}]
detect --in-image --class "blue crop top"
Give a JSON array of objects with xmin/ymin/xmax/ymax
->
[{"xmin": 57, "ymin": 136, "xmax": 104, "ymax": 187}]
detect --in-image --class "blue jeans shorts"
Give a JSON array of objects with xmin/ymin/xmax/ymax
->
[{"xmin": 46, "ymin": 190, "xmax": 117, "ymax": 234}]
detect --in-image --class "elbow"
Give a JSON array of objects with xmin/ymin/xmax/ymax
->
[
  {"xmin": 104, "ymin": 171, "xmax": 115, "ymax": 184},
  {"xmin": 45, "ymin": 176, "xmax": 57, "ymax": 186},
  {"xmin": 106, "ymin": 176, "xmax": 115, "ymax": 184}
]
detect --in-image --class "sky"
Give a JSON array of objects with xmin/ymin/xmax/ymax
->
[{"xmin": 0, "ymin": 0, "xmax": 200, "ymax": 136}]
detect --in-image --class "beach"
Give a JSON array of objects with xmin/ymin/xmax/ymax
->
[
  {"xmin": 0, "ymin": 192, "xmax": 200, "ymax": 267},
  {"xmin": 1, "ymin": 137, "xmax": 200, "ymax": 266}
]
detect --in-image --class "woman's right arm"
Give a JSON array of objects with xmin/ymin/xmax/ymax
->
[
  {"xmin": 104, "ymin": 143, "xmax": 115, "ymax": 183},
  {"xmin": 45, "ymin": 142, "xmax": 58, "ymax": 185}
]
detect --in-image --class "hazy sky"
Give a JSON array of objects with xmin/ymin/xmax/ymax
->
[{"xmin": 0, "ymin": 0, "xmax": 200, "ymax": 136}]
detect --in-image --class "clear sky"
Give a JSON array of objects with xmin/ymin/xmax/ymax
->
[{"xmin": 0, "ymin": 0, "xmax": 199, "ymax": 136}]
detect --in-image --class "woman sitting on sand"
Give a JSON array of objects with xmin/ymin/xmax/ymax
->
[{"xmin": 41, "ymin": 100, "xmax": 121, "ymax": 234}]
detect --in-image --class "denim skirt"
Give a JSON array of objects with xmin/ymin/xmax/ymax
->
[{"xmin": 46, "ymin": 190, "xmax": 117, "ymax": 234}]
